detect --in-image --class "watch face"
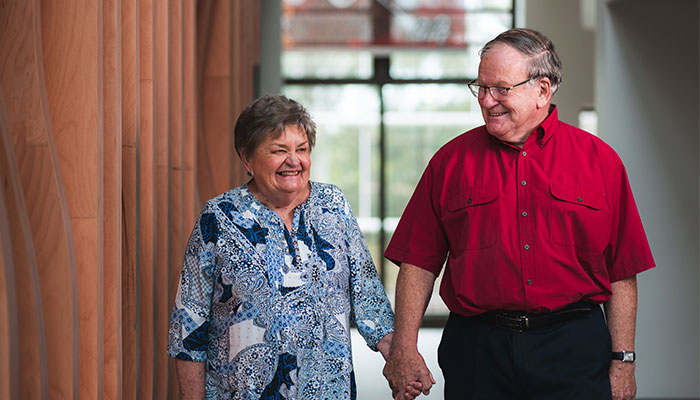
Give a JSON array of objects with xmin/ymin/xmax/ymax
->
[{"xmin": 623, "ymin": 352, "xmax": 635, "ymax": 362}]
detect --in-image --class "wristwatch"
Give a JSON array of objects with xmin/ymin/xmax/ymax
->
[{"xmin": 611, "ymin": 351, "xmax": 636, "ymax": 362}]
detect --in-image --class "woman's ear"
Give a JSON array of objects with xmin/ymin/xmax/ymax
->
[
  {"xmin": 536, "ymin": 77, "xmax": 552, "ymax": 108},
  {"xmin": 240, "ymin": 154, "xmax": 252, "ymax": 176}
]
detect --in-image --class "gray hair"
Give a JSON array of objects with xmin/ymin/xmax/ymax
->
[
  {"xmin": 480, "ymin": 28, "xmax": 563, "ymax": 94},
  {"xmin": 234, "ymin": 94, "xmax": 316, "ymax": 160}
]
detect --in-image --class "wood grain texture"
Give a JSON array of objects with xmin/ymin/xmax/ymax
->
[
  {"xmin": 139, "ymin": 0, "xmax": 157, "ymax": 398},
  {"xmin": 41, "ymin": 0, "xmax": 103, "ymax": 397},
  {"xmin": 184, "ymin": 0, "xmax": 197, "ymax": 225},
  {"xmin": 195, "ymin": 0, "xmax": 216, "ymax": 205},
  {"xmin": 0, "ymin": 84, "xmax": 48, "ymax": 400},
  {"xmin": 103, "ymin": 0, "xmax": 123, "ymax": 398},
  {"xmin": 0, "ymin": 92, "xmax": 19, "ymax": 400},
  {"xmin": 201, "ymin": 0, "xmax": 233, "ymax": 201},
  {"xmin": 0, "ymin": 0, "xmax": 79, "ymax": 398},
  {"xmin": 154, "ymin": 0, "xmax": 170, "ymax": 398},
  {"xmin": 167, "ymin": 1, "xmax": 184, "ymax": 398},
  {"xmin": 0, "ymin": 0, "xmax": 263, "ymax": 397},
  {"xmin": 121, "ymin": 0, "xmax": 140, "ymax": 398}
]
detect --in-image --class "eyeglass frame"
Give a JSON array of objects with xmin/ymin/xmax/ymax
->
[{"xmin": 467, "ymin": 78, "xmax": 536, "ymax": 99}]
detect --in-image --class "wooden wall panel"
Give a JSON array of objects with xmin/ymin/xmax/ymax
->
[
  {"xmin": 0, "ymin": 0, "xmax": 261, "ymax": 398},
  {"xmin": 200, "ymin": 0, "xmax": 233, "ymax": 201},
  {"xmin": 154, "ymin": 0, "xmax": 170, "ymax": 398},
  {"xmin": 0, "ymin": 0, "xmax": 79, "ymax": 398},
  {"xmin": 0, "ymin": 174, "xmax": 17, "ymax": 400},
  {"xmin": 103, "ymin": 0, "xmax": 123, "ymax": 398},
  {"xmin": 139, "ymin": 0, "xmax": 157, "ymax": 398},
  {"xmin": 41, "ymin": 0, "xmax": 103, "ymax": 397},
  {"xmin": 0, "ymin": 92, "xmax": 19, "ymax": 400},
  {"xmin": 195, "ymin": 0, "xmax": 214, "ymax": 207},
  {"xmin": 0, "ymin": 85, "xmax": 48, "ymax": 400},
  {"xmin": 168, "ymin": 1, "xmax": 185, "ymax": 398},
  {"xmin": 184, "ymin": 0, "xmax": 197, "ymax": 227},
  {"xmin": 121, "ymin": 0, "xmax": 140, "ymax": 398}
]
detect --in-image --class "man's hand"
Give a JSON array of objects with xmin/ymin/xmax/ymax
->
[
  {"xmin": 609, "ymin": 362, "xmax": 636, "ymax": 400},
  {"xmin": 385, "ymin": 263, "xmax": 437, "ymax": 399},
  {"xmin": 383, "ymin": 347, "xmax": 435, "ymax": 400}
]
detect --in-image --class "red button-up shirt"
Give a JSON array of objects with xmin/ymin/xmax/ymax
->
[{"xmin": 384, "ymin": 106, "xmax": 655, "ymax": 316}]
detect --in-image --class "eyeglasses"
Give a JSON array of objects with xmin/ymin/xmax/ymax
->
[{"xmin": 468, "ymin": 78, "xmax": 533, "ymax": 100}]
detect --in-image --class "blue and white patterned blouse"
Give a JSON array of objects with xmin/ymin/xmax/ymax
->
[{"xmin": 168, "ymin": 181, "xmax": 394, "ymax": 400}]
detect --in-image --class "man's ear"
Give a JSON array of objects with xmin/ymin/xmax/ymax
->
[{"xmin": 536, "ymin": 77, "xmax": 552, "ymax": 108}]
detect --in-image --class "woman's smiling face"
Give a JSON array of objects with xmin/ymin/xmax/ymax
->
[{"xmin": 243, "ymin": 125, "xmax": 311, "ymax": 200}]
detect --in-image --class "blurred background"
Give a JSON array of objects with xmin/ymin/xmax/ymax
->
[{"xmin": 0, "ymin": 0, "xmax": 697, "ymax": 399}]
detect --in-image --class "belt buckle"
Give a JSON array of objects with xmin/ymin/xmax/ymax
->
[
  {"xmin": 500, "ymin": 314, "xmax": 529, "ymax": 332},
  {"xmin": 517, "ymin": 315, "xmax": 529, "ymax": 331}
]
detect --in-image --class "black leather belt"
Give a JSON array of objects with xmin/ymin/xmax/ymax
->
[{"xmin": 477, "ymin": 301, "xmax": 594, "ymax": 332}]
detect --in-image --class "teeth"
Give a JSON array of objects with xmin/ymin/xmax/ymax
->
[
  {"xmin": 490, "ymin": 112, "xmax": 506, "ymax": 116},
  {"xmin": 279, "ymin": 172, "xmax": 298, "ymax": 176}
]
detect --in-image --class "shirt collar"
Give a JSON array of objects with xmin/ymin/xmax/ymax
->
[{"xmin": 527, "ymin": 104, "xmax": 558, "ymax": 148}]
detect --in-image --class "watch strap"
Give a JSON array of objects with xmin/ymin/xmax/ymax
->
[{"xmin": 611, "ymin": 351, "xmax": 636, "ymax": 362}]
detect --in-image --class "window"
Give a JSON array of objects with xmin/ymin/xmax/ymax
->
[{"xmin": 281, "ymin": 0, "xmax": 514, "ymax": 321}]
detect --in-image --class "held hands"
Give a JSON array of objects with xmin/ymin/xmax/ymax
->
[
  {"xmin": 383, "ymin": 347, "xmax": 435, "ymax": 400},
  {"xmin": 609, "ymin": 362, "xmax": 636, "ymax": 400}
]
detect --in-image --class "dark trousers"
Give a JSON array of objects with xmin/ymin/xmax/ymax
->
[{"xmin": 437, "ymin": 305, "xmax": 613, "ymax": 400}]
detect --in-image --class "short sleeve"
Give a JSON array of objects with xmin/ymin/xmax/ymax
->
[
  {"xmin": 167, "ymin": 205, "xmax": 218, "ymax": 362},
  {"xmin": 384, "ymin": 159, "xmax": 449, "ymax": 275},
  {"xmin": 604, "ymin": 159, "xmax": 655, "ymax": 281}
]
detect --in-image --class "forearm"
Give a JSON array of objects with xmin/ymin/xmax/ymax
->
[
  {"xmin": 604, "ymin": 276, "xmax": 638, "ymax": 352},
  {"xmin": 176, "ymin": 359, "xmax": 206, "ymax": 400},
  {"xmin": 391, "ymin": 263, "xmax": 436, "ymax": 352},
  {"xmin": 376, "ymin": 332, "xmax": 393, "ymax": 360}
]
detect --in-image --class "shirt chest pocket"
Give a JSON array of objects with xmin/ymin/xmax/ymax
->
[
  {"xmin": 548, "ymin": 183, "xmax": 609, "ymax": 251},
  {"xmin": 445, "ymin": 186, "xmax": 499, "ymax": 251}
]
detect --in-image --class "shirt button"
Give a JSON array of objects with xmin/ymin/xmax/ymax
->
[
  {"xmin": 522, "ymin": 151, "xmax": 527, "ymax": 156},
  {"xmin": 527, "ymin": 279, "xmax": 533, "ymax": 285},
  {"xmin": 577, "ymin": 197, "xmax": 583, "ymax": 202},
  {"xmin": 521, "ymin": 180, "xmax": 527, "ymax": 186},
  {"xmin": 523, "ymin": 244, "xmax": 530, "ymax": 250},
  {"xmin": 521, "ymin": 211, "xmax": 528, "ymax": 217}
]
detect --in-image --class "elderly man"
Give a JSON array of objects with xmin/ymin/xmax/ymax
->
[{"xmin": 383, "ymin": 28, "xmax": 654, "ymax": 400}]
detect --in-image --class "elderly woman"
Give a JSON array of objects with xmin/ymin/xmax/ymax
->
[{"xmin": 168, "ymin": 94, "xmax": 395, "ymax": 400}]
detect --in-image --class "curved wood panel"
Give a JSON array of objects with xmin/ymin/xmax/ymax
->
[
  {"xmin": 201, "ymin": 0, "xmax": 233, "ymax": 201},
  {"xmin": 139, "ymin": 0, "xmax": 157, "ymax": 398},
  {"xmin": 168, "ymin": 1, "xmax": 185, "ymax": 398},
  {"xmin": 184, "ymin": 0, "xmax": 197, "ymax": 225},
  {"xmin": 40, "ymin": 0, "xmax": 103, "ymax": 397},
  {"xmin": 0, "ymin": 0, "xmax": 79, "ymax": 398},
  {"xmin": 103, "ymin": 0, "xmax": 123, "ymax": 399},
  {"xmin": 154, "ymin": 0, "xmax": 171, "ymax": 398},
  {"xmin": 195, "ymin": 0, "xmax": 215, "ymax": 206},
  {"xmin": 0, "ymin": 85, "xmax": 48, "ymax": 400},
  {"xmin": 0, "ymin": 93, "xmax": 19, "ymax": 400},
  {"xmin": 232, "ymin": 1, "xmax": 258, "ymax": 187},
  {"xmin": 121, "ymin": 0, "xmax": 141, "ymax": 398},
  {"xmin": 0, "ymin": 178, "xmax": 17, "ymax": 400}
]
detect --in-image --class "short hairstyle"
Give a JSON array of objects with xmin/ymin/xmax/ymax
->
[
  {"xmin": 234, "ymin": 94, "xmax": 316, "ymax": 160},
  {"xmin": 480, "ymin": 28, "xmax": 563, "ymax": 94}
]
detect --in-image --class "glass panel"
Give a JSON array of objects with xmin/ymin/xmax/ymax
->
[
  {"xmin": 384, "ymin": 84, "xmax": 482, "ymax": 316},
  {"xmin": 390, "ymin": 48, "xmax": 480, "ymax": 79},
  {"xmin": 383, "ymin": 84, "xmax": 481, "ymax": 218},
  {"xmin": 282, "ymin": 84, "xmax": 381, "ymax": 227},
  {"xmin": 282, "ymin": 50, "xmax": 374, "ymax": 79},
  {"xmin": 465, "ymin": 12, "xmax": 512, "ymax": 43},
  {"xmin": 395, "ymin": 0, "xmax": 513, "ymax": 11}
]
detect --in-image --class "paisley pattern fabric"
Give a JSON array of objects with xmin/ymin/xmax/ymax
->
[{"xmin": 168, "ymin": 182, "xmax": 394, "ymax": 400}]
